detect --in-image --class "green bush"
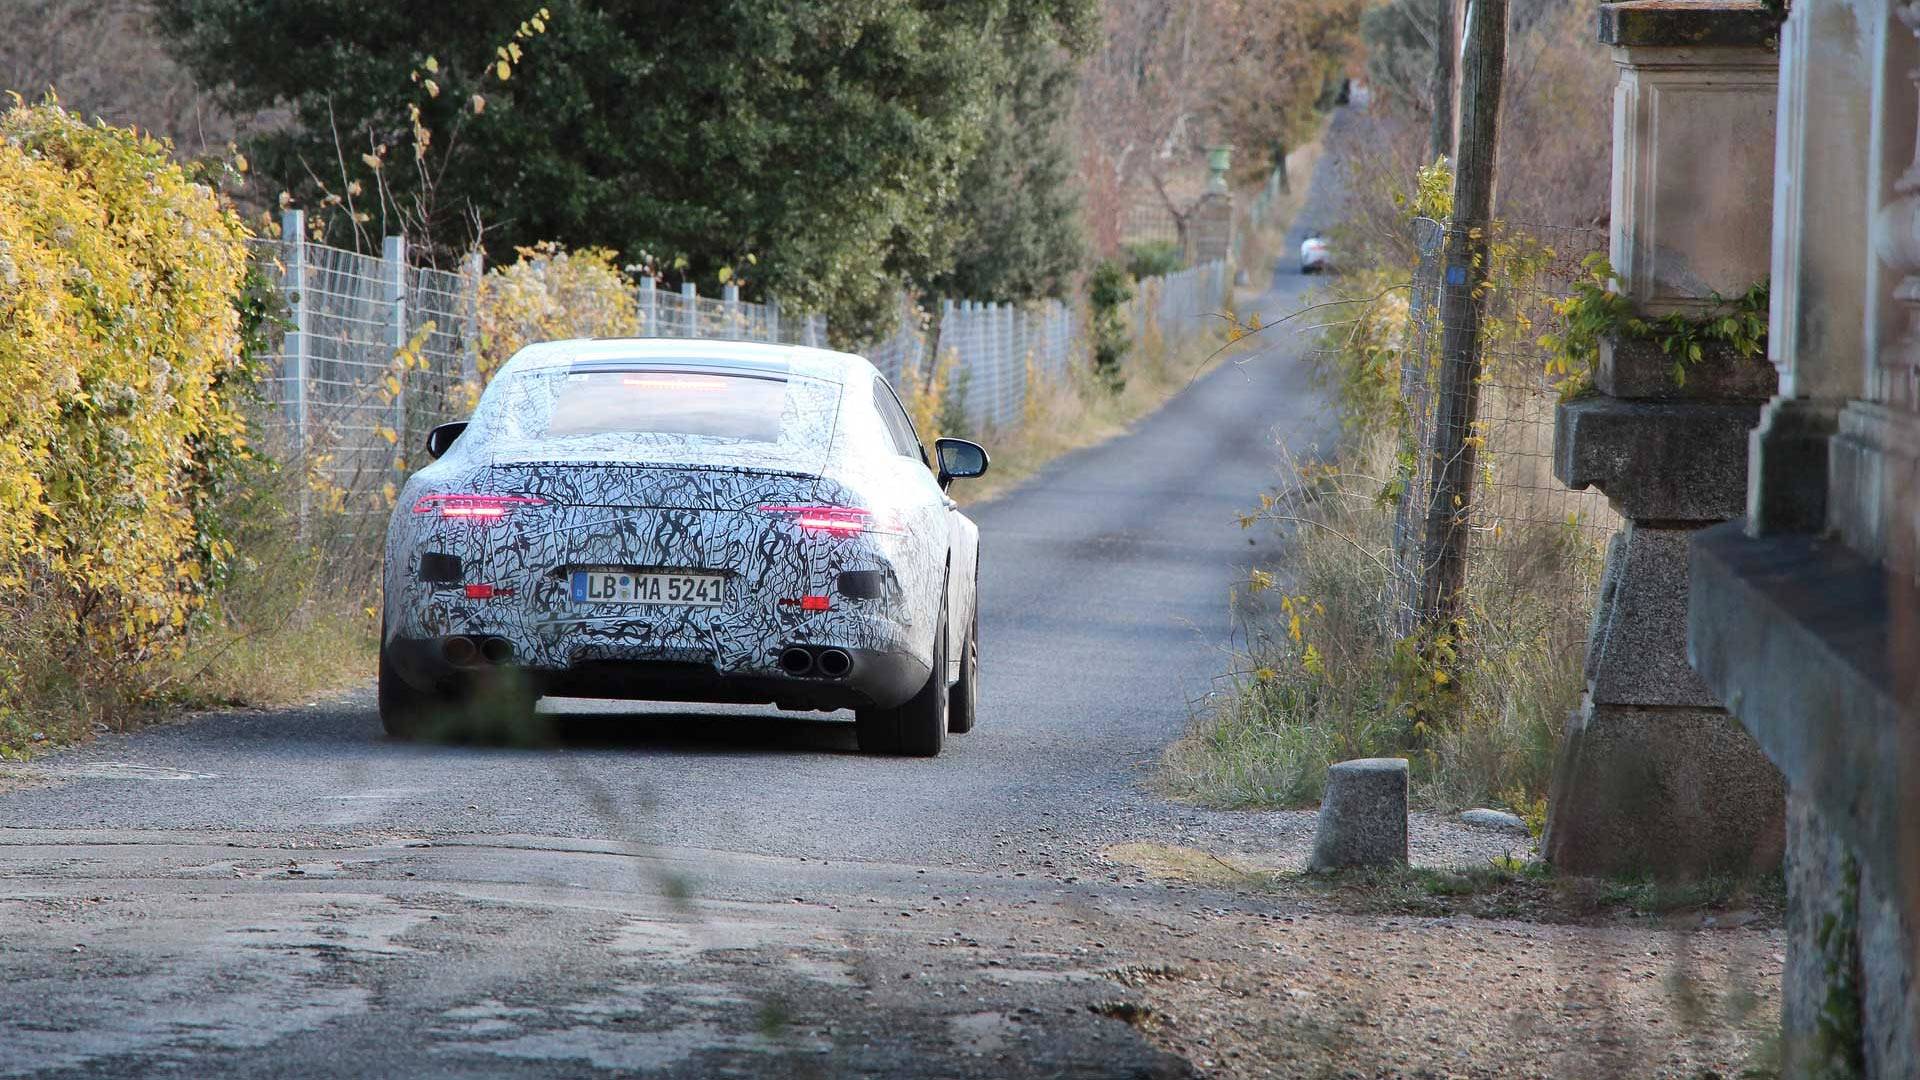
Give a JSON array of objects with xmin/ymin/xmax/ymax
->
[
  {"xmin": 1122, "ymin": 240, "xmax": 1184, "ymax": 281},
  {"xmin": 1087, "ymin": 259, "xmax": 1132, "ymax": 393}
]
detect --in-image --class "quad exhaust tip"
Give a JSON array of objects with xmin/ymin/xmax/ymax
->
[
  {"xmin": 443, "ymin": 635, "xmax": 513, "ymax": 667},
  {"xmin": 442, "ymin": 635, "xmax": 479, "ymax": 666},
  {"xmin": 779, "ymin": 646, "xmax": 852, "ymax": 679}
]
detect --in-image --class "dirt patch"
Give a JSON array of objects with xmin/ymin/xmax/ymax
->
[{"xmin": 1109, "ymin": 908, "xmax": 1782, "ymax": 1079}]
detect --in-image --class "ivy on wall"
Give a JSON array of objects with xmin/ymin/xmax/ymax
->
[{"xmin": 1542, "ymin": 253, "xmax": 1768, "ymax": 396}]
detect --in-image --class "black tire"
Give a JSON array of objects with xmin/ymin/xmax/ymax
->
[
  {"xmin": 856, "ymin": 599, "xmax": 948, "ymax": 757},
  {"xmin": 378, "ymin": 645, "xmax": 436, "ymax": 740},
  {"xmin": 947, "ymin": 601, "xmax": 978, "ymax": 735}
]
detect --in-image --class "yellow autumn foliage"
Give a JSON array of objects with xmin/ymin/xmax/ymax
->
[
  {"xmin": 0, "ymin": 101, "xmax": 252, "ymax": 674},
  {"xmin": 476, "ymin": 243, "xmax": 640, "ymax": 384}
]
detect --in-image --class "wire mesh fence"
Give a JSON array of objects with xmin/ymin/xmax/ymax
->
[
  {"xmin": 860, "ymin": 297, "xmax": 1082, "ymax": 432},
  {"xmin": 1387, "ymin": 216, "xmax": 1617, "ymax": 635},
  {"xmin": 1127, "ymin": 261, "xmax": 1231, "ymax": 362},
  {"xmin": 636, "ymin": 279, "xmax": 828, "ymax": 345},
  {"xmin": 859, "ymin": 262, "xmax": 1224, "ymax": 433},
  {"xmin": 249, "ymin": 210, "xmax": 1226, "ymax": 521}
]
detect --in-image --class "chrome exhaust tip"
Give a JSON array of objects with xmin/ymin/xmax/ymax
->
[
  {"xmin": 442, "ymin": 635, "xmax": 479, "ymax": 667},
  {"xmin": 778, "ymin": 646, "xmax": 815, "ymax": 676},
  {"xmin": 479, "ymin": 637, "xmax": 513, "ymax": 665},
  {"xmin": 816, "ymin": 648, "xmax": 852, "ymax": 679}
]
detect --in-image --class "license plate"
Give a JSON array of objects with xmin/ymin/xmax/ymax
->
[{"xmin": 570, "ymin": 570, "xmax": 726, "ymax": 607}]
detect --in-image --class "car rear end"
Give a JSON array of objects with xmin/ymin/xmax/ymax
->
[
  {"xmin": 1300, "ymin": 235, "xmax": 1331, "ymax": 273},
  {"xmin": 382, "ymin": 357, "xmax": 932, "ymax": 713}
]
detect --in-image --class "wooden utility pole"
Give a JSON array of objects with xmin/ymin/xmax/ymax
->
[
  {"xmin": 1417, "ymin": 0, "xmax": 1508, "ymax": 631},
  {"xmin": 1428, "ymin": 0, "xmax": 1458, "ymax": 162}
]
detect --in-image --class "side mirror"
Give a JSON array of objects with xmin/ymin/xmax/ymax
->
[
  {"xmin": 425, "ymin": 421, "xmax": 468, "ymax": 460},
  {"xmin": 934, "ymin": 437, "xmax": 989, "ymax": 487}
]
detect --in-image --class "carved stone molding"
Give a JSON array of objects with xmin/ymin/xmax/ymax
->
[
  {"xmin": 1871, "ymin": 1, "xmax": 1920, "ymax": 412},
  {"xmin": 1600, "ymin": 1, "xmax": 1781, "ymax": 317}
]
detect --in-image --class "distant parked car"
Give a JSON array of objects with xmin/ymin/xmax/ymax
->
[
  {"xmin": 1300, "ymin": 233, "xmax": 1332, "ymax": 274},
  {"xmin": 379, "ymin": 339, "xmax": 990, "ymax": 757}
]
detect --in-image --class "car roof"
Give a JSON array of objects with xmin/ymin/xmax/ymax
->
[{"xmin": 500, "ymin": 338, "xmax": 878, "ymax": 385}]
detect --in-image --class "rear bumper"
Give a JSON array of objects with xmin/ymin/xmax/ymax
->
[{"xmin": 385, "ymin": 635, "xmax": 929, "ymax": 712}]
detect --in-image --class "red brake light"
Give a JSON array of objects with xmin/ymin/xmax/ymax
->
[
  {"xmin": 413, "ymin": 494, "xmax": 548, "ymax": 520},
  {"xmin": 759, "ymin": 504, "xmax": 899, "ymax": 537}
]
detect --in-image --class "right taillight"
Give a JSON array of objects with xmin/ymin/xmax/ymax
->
[{"xmin": 759, "ymin": 504, "xmax": 901, "ymax": 537}]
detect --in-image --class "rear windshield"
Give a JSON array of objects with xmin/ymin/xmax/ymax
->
[
  {"xmin": 469, "ymin": 366, "xmax": 838, "ymax": 453},
  {"xmin": 547, "ymin": 371, "xmax": 786, "ymax": 440}
]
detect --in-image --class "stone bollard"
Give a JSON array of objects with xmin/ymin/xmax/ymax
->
[{"xmin": 1308, "ymin": 758, "xmax": 1409, "ymax": 872}]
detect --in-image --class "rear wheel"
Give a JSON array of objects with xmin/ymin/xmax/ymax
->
[
  {"xmin": 856, "ymin": 600, "xmax": 948, "ymax": 757},
  {"xmin": 947, "ymin": 601, "xmax": 978, "ymax": 735},
  {"xmin": 378, "ymin": 645, "xmax": 442, "ymax": 740}
]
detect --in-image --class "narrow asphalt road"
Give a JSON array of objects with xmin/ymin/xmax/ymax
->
[
  {"xmin": 0, "ymin": 126, "xmax": 1355, "ymax": 1080},
  {"xmin": 0, "ymin": 229, "xmax": 1338, "ymax": 874}
]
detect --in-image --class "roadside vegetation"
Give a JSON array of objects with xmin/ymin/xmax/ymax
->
[
  {"xmin": 1162, "ymin": 0, "xmax": 1615, "ymax": 816},
  {"xmin": 0, "ymin": 101, "xmax": 285, "ymax": 754}
]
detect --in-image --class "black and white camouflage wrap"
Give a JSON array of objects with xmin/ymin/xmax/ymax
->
[{"xmin": 381, "ymin": 340, "xmax": 978, "ymax": 697}]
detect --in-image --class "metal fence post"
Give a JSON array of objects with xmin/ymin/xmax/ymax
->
[
  {"xmin": 280, "ymin": 209, "xmax": 310, "ymax": 528},
  {"xmin": 638, "ymin": 275, "xmax": 657, "ymax": 337},
  {"xmin": 768, "ymin": 297, "xmax": 782, "ymax": 344},
  {"xmin": 382, "ymin": 234, "xmax": 408, "ymax": 472},
  {"xmin": 680, "ymin": 281, "xmax": 698, "ymax": 337},
  {"xmin": 1006, "ymin": 303, "xmax": 1021, "ymax": 424},
  {"xmin": 722, "ymin": 282, "xmax": 741, "ymax": 339},
  {"xmin": 461, "ymin": 249, "xmax": 483, "ymax": 393},
  {"xmin": 1391, "ymin": 219, "xmax": 1447, "ymax": 636}
]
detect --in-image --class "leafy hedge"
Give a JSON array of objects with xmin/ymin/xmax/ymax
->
[
  {"xmin": 0, "ymin": 101, "xmax": 256, "ymax": 701},
  {"xmin": 477, "ymin": 243, "xmax": 639, "ymax": 383}
]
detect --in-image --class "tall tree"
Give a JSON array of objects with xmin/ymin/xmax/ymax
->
[
  {"xmin": 929, "ymin": 41, "xmax": 1084, "ymax": 302},
  {"xmin": 153, "ymin": 0, "xmax": 1093, "ymax": 340},
  {"xmin": 1075, "ymin": 0, "xmax": 1361, "ymax": 256}
]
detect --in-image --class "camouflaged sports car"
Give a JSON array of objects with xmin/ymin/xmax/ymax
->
[{"xmin": 379, "ymin": 339, "xmax": 989, "ymax": 756}]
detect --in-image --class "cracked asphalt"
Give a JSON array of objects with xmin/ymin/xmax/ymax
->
[{"xmin": 0, "ymin": 137, "xmax": 1357, "ymax": 1080}]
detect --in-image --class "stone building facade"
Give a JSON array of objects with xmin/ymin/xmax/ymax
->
[{"xmin": 1677, "ymin": 0, "xmax": 1920, "ymax": 1073}]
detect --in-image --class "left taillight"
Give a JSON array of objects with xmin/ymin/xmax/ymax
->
[{"xmin": 412, "ymin": 494, "xmax": 549, "ymax": 521}]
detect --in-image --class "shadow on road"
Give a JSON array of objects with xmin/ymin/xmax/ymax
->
[
  {"xmin": 377, "ymin": 698, "xmax": 870, "ymax": 758},
  {"xmin": 542, "ymin": 705, "xmax": 862, "ymax": 756}
]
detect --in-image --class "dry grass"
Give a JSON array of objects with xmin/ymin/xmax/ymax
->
[
  {"xmin": 1159, "ymin": 435, "xmax": 1604, "ymax": 814},
  {"xmin": 0, "ymin": 461, "xmax": 380, "ymax": 758}
]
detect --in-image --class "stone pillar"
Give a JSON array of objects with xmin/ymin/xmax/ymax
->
[
  {"xmin": 1543, "ymin": 0, "xmax": 1786, "ymax": 879},
  {"xmin": 1747, "ymin": 0, "xmax": 1874, "ymax": 537}
]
